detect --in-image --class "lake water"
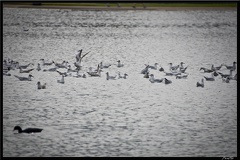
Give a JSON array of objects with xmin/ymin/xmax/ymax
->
[{"xmin": 3, "ymin": 7, "xmax": 237, "ymax": 157}]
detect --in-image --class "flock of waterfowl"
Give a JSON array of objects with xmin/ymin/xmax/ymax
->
[{"xmin": 3, "ymin": 49, "xmax": 237, "ymax": 92}]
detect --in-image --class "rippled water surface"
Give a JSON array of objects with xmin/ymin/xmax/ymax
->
[{"xmin": 3, "ymin": 8, "xmax": 237, "ymax": 157}]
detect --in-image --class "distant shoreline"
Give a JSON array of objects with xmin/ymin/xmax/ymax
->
[{"xmin": 3, "ymin": 4, "xmax": 237, "ymax": 11}]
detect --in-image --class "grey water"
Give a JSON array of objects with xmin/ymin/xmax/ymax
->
[{"xmin": 3, "ymin": 8, "xmax": 237, "ymax": 157}]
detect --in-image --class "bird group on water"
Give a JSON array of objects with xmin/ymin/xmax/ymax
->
[{"xmin": 3, "ymin": 50, "xmax": 237, "ymax": 133}]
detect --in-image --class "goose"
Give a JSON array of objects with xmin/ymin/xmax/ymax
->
[
  {"xmin": 204, "ymin": 73, "xmax": 215, "ymax": 81},
  {"xmin": 13, "ymin": 126, "xmax": 43, "ymax": 134},
  {"xmin": 36, "ymin": 63, "xmax": 41, "ymax": 71},
  {"xmin": 143, "ymin": 71, "xmax": 149, "ymax": 78},
  {"xmin": 57, "ymin": 75, "xmax": 65, "ymax": 84},
  {"xmin": 106, "ymin": 72, "xmax": 117, "ymax": 80},
  {"xmin": 223, "ymin": 62, "xmax": 236, "ymax": 71},
  {"xmin": 141, "ymin": 65, "xmax": 149, "ymax": 74},
  {"xmin": 37, "ymin": 81, "xmax": 46, "ymax": 89},
  {"xmin": 118, "ymin": 72, "xmax": 128, "ymax": 79},
  {"xmin": 19, "ymin": 67, "xmax": 34, "ymax": 73},
  {"xmin": 218, "ymin": 70, "xmax": 233, "ymax": 78},
  {"xmin": 211, "ymin": 64, "xmax": 222, "ymax": 71},
  {"xmin": 117, "ymin": 60, "xmax": 124, "ymax": 67},
  {"xmin": 164, "ymin": 78, "xmax": 172, "ymax": 84},
  {"xmin": 149, "ymin": 74, "xmax": 164, "ymax": 83},
  {"xmin": 40, "ymin": 59, "xmax": 54, "ymax": 66},
  {"xmin": 14, "ymin": 74, "xmax": 33, "ymax": 81},
  {"xmin": 99, "ymin": 62, "xmax": 111, "ymax": 69},
  {"xmin": 196, "ymin": 78, "xmax": 204, "ymax": 88}
]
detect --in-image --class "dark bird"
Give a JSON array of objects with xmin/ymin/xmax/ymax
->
[
  {"xmin": 13, "ymin": 126, "xmax": 43, "ymax": 133},
  {"xmin": 196, "ymin": 78, "xmax": 204, "ymax": 88}
]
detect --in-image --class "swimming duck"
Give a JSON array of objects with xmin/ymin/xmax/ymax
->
[
  {"xmin": 117, "ymin": 60, "xmax": 124, "ymax": 67},
  {"xmin": 57, "ymin": 75, "xmax": 65, "ymax": 84},
  {"xmin": 19, "ymin": 67, "xmax": 34, "ymax": 73},
  {"xmin": 200, "ymin": 67, "xmax": 213, "ymax": 73},
  {"xmin": 13, "ymin": 126, "xmax": 43, "ymax": 133},
  {"xmin": 14, "ymin": 74, "xmax": 33, "ymax": 81},
  {"xmin": 204, "ymin": 73, "xmax": 215, "ymax": 81},
  {"xmin": 36, "ymin": 63, "xmax": 41, "ymax": 71},
  {"xmin": 196, "ymin": 78, "xmax": 204, "ymax": 88},
  {"xmin": 40, "ymin": 59, "xmax": 54, "ymax": 66},
  {"xmin": 164, "ymin": 78, "xmax": 172, "ymax": 84},
  {"xmin": 149, "ymin": 74, "xmax": 164, "ymax": 83},
  {"xmin": 223, "ymin": 62, "xmax": 236, "ymax": 71},
  {"xmin": 106, "ymin": 72, "xmax": 117, "ymax": 80},
  {"xmin": 37, "ymin": 81, "xmax": 46, "ymax": 89}
]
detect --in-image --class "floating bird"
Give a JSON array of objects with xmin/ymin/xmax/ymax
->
[
  {"xmin": 106, "ymin": 72, "xmax": 117, "ymax": 80},
  {"xmin": 43, "ymin": 67, "xmax": 57, "ymax": 72},
  {"xmin": 118, "ymin": 72, "xmax": 128, "ymax": 79},
  {"xmin": 37, "ymin": 81, "xmax": 46, "ymax": 89},
  {"xmin": 40, "ymin": 59, "xmax": 54, "ymax": 66},
  {"xmin": 200, "ymin": 67, "xmax": 213, "ymax": 73},
  {"xmin": 169, "ymin": 63, "xmax": 179, "ymax": 71},
  {"xmin": 222, "ymin": 76, "xmax": 230, "ymax": 83},
  {"xmin": 218, "ymin": 70, "xmax": 233, "ymax": 78},
  {"xmin": 164, "ymin": 78, "xmax": 172, "ymax": 84},
  {"xmin": 141, "ymin": 65, "xmax": 149, "ymax": 74},
  {"xmin": 117, "ymin": 60, "xmax": 124, "ymax": 67},
  {"xmin": 223, "ymin": 62, "xmax": 236, "ymax": 71},
  {"xmin": 36, "ymin": 63, "xmax": 41, "ymax": 71},
  {"xmin": 13, "ymin": 126, "xmax": 43, "ymax": 134},
  {"xmin": 14, "ymin": 74, "xmax": 33, "ymax": 81},
  {"xmin": 204, "ymin": 73, "xmax": 215, "ymax": 81},
  {"xmin": 147, "ymin": 63, "xmax": 158, "ymax": 70},
  {"xmin": 196, "ymin": 78, "xmax": 204, "ymax": 88},
  {"xmin": 99, "ymin": 62, "xmax": 111, "ymax": 69},
  {"xmin": 57, "ymin": 75, "xmax": 65, "ymax": 84},
  {"xmin": 19, "ymin": 67, "xmax": 34, "ymax": 73},
  {"xmin": 143, "ymin": 71, "xmax": 149, "ymax": 78},
  {"xmin": 176, "ymin": 73, "xmax": 189, "ymax": 79},
  {"xmin": 211, "ymin": 64, "xmax": 222, "ymax": 71},
  {"xmin": 149, "ymin": 74, "xmax": 164, "ymax": 83}
]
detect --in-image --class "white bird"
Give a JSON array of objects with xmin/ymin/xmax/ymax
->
[
  {"xmin": 99, "ymin": 62, "xmax": 111, "ymax": 69},
  {"xmin": 14, "ymin": 74, "xmax": 33, "ymax": 81},
  {"xmin": 19, "ymin": 67, "xmax": 34, "ymax": 73},
  {"xmin": 149, "ymin": 74, "xmax": 163, "ymax": 83},
  {"xmin": 37, "ymin": 81, "xmax": 46, "ymax": 89},
  {"xmin": 196, "ymin": 78, "xmax": 204, "ymax": 88},
  {"xmin": 57, "ymin": 75, "xmax": 65, "ymax": 84},
  {"xmin": 211, "ymin": 64, "xmax": 222, "ymax": 71},
  {"xmin": 36, "ymin": 63, "xmax": 41, "ymax": 71},
  {"xmin": 40, "ymin": 59, "xmax": 54, "ymax": 66},
  {"xmin": 118, "ymin": 72, "xmax": 128, "ymax": 79},
  {"xmin": 87, "ymin": 65, "xmax": 102, "ymax": 77},
  {"xmin": 147, "ymin": 63, "xmax": 158, "ymax": 70},
  {"xmin": 176, "ymin": 73, "xmax": 189, "ymax": 79},
  {"xmin": 141, "ymin": 65, "xmax": 149, "ymax": 74},
  {"xmin": 169, "ymin": 63, "xmax": 179, "ymax": 71},
  {"xmin": 117, "ymin": 60, "xmax": 124, "ymax": 67},
  {"xmin": 106, "ymin": 72, "xmax": 117, "ymax": 80},
  {"xmin": 204, "ymin": 73, "xmax": 215, "ymax": 81},
  {"xmin": 43, "ymin": 67, "xmax": 57, "ymax": 72}
]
